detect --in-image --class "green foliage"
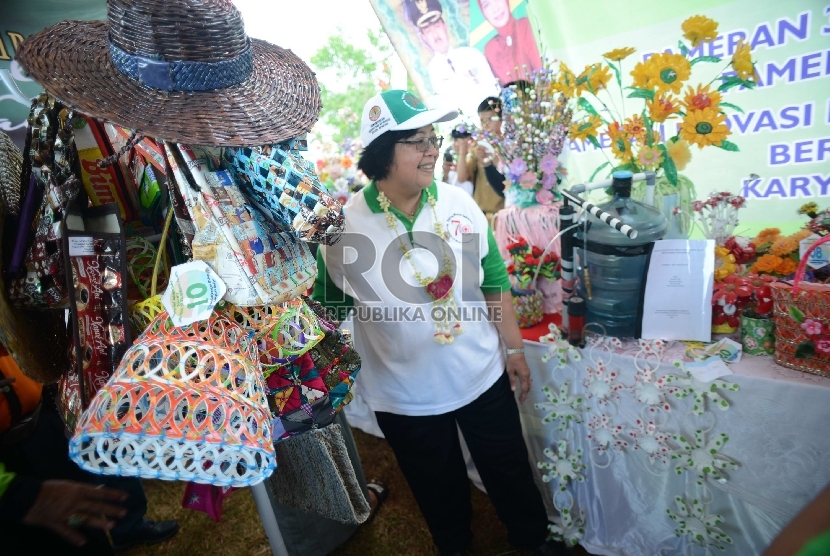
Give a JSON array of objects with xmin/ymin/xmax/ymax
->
[
  {"xmin": 626, "ymin": 88, "xmax": 655, "ymax": 100},
  {"xmin": 689, "ymin": 56, "xmax": 722, "ymax": 65},
  {"xmin": 658, "ymin": 143, "xmax": 678, "ymax": 186},
  {"xmin": 716, "ymin": 140, "xmax": 740, "ymax": 152},
  {"xmin": 310, "ymin": 28, "xmax": 392, "ymax": 142},
  {"xmin": 788, "ymin": 305, "xmax": 805, "ymax": 323}
]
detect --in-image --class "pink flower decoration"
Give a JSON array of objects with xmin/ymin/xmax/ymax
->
[
  {"xmin": 519, "ymin": 171, "xmax": 537, "ymax": 189},
  {"xmin": 509, "ymin": 158, "xmax": 528, "ymax": 176},
  {"xmin": 536, "ymin": 188, "xmax": 554, "ymax": 204},
  {"xmin": 541, "ymin": 172, "xmax": 557, "ymax": 190},
  {"xmin": 540, "ymin": 154, "xmax": 558, "ymax": 173},
  {"xmin": 801, "ymin": 319, "xmax": 822, "ymax": 336},
  {"xmin": 816, "ymin": 336, "xmax": 830, "ymax": 354}
]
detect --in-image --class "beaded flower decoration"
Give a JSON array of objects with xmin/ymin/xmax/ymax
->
[{"xmin": 377, "ymin": 189, "xmax": 464, "ymax": 344}]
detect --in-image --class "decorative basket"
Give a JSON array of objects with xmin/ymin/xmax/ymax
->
[
  {"xmin": 69, "ymin": 310, "xmax": 277, "ymax": 487},
  {"xmin": 771, "ymin": 234, "xmax": 830, "ymax": 378},
  {"xmin": 512, "ymin": 287, "xmax": 543, "ymax": 328}
]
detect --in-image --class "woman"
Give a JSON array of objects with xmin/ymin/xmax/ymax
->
[{"xmin": 313, "ymin": 90, "xmax": 570, "ymax": 556}]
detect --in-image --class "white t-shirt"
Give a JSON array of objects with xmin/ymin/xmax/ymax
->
[{"xmin": 319, "ymin": 182, "xmax": 504, "ymax": 416}]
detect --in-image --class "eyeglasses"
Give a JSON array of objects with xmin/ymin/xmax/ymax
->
[{"xmin": 398, "ymin": 136, "xmax": 444, "ymax": 152}]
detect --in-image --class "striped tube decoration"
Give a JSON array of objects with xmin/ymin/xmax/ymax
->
[{"xmin": 560, "ymin": 191, "xmax": 639, "ymax": 240}]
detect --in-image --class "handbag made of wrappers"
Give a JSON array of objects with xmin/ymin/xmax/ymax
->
[
  {"xmin": 7, "ymin": 94, "xmax": 84, "ymax": 308},
  {"xmin": 166, "ymin": 143, "xmax": 316, "ymax": 307},
  {"xmin": 224, "ymin": 144, "xmax": 345, "ymax": 245}
]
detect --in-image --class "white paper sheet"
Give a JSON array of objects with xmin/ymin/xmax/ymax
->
[{"xmin": 641, "ymin": 239, "xmax": 714, "ymax": 342}]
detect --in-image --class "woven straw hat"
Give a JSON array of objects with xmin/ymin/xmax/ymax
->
[{"xmin": 16, "ymin": 0, "xmax": 321, "ymax": 147}]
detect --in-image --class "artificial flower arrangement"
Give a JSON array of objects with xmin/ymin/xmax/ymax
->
[
  {"xmin": 560, "ymin": 14, "xmax": 759, "ymax": 219},
  {"xmin": 479, "ymin": 62, "xmax": 573, "ymax": 207},
  {"xmin": 505, "ymin": 236, "xmax": 561, "ymax": 291}
]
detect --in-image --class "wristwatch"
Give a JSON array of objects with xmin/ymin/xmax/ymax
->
[{"xmin": 505, "ymin": 347, "xmax": 525, "ymax": 356}]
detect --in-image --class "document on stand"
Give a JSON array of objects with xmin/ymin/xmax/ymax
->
[{"xmin": 641, "ymin": 239, "xmax": 714, "ymax": 342}]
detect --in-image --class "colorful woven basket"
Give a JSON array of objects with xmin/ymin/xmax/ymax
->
[
  {"xmin": 69, "ymin": 310, "xmax": 276, "ymax": 487},
  {"xmin": 772, "ymin": 235, "xmax": 830, "ymax": 378}
]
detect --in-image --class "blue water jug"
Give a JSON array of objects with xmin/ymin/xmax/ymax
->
[{"xmin": 575, "ymin": 171, "xmax": 668, "ymax": 337}]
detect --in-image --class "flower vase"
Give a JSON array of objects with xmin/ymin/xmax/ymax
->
[
  {"xmin": 740, "ymin": 314, "xmax": 775, "ymax": 355},
  {"xmin": 633, "ymin": 173, "xmax": 695, "ymax": 239},
  {"xmin": 512, "ymin": 287, "xmax": 543, "ymax": 328}
]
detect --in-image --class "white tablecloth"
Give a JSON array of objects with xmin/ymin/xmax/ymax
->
[{"xmin": 344, "ymin": 340, "xmax": 830, "ymax": 555}]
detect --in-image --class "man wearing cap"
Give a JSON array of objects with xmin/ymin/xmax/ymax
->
[
  {"xmin": 314, "ymin": 89, "xmax": 574, "ymax": 556},
  {"xmin": 405, "ymin": 0, "xmax": 499, "ymax": 116}
]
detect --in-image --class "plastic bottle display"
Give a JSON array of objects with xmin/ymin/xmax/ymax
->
[{"xmin": 575, "ymin": 171, "xmax": 668, "ymax": 337}]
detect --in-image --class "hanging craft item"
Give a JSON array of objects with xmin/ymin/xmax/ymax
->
[
  {"xmin": 0, "ymin": 130, "xmax": 68, "ymax": 384},
  {"xmin": 8, "ymin": 94, "xmax": 84, "ymax": 308},
  {"xmin": 126, "ymin": 235, "xmax": 168, "ymax": 300},
  {"xmin": 225, "ymin": 144, "xmax": 345, "ymax": 245},
  {"xmin": 166, "ymin": 143, "xmax": 316, "ymax": 306},
  {"xmin": 505, "ymin": 236, "xmax": 559, "ymax": 327},
  {"xmin": 69, "ymin": 309, "xmax": 277, "ymax": 487},
  {"xmin": 64, "ymin": 203, "xmax": 131, "ymax": 409},
  {"xmin": 128, "ymin": 207, "xmax": 175, "ymax": 335}
]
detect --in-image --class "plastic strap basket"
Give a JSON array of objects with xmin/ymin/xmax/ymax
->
[
  {"xmin": 771, "ymin": 234, "xmax": 830, "ymax": 378},
  {"xmin": 69, "ymin": 310, "xmax": 277, "ymax": 487}
]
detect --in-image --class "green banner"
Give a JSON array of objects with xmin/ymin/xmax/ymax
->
[
  {"xmin": 530, "ymin": 0, "xmax": 829, "ymax": 235},
  {"xmin": 0, "ymin": 0, "xmax": 106, "ymax": 147}
]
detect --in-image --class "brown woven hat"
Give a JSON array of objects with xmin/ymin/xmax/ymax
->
[{"xmin": 16, "ymin": 0, "xmax": 322, "ymax": 147}]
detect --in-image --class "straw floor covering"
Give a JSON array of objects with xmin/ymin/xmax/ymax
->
[{"xmin": 126, "ymin": 428, "xmax": 591, "ymax": 556}]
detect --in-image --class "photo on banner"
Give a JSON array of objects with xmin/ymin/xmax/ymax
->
[
  {"xmin": 469, "ymin": 0, "xmax": 544, "ymax": 86},
  {"xmin": 369, "ymin": 0, "xmax": 500, "ymax": 118}
]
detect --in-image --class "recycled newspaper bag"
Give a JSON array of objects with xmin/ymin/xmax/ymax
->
[
  {"xmin": 225, "ymin": 144, "xmax": 345, "ymax": 245},
  {"xmin": 69, "ymin": 310, "xmax": 277, "ymax": 487},
  {"xmin": 165, "ymin": 143, "xmax": 315, "ymax": 306}
]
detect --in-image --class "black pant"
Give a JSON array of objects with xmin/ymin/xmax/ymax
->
[{"xmin": 376, "ymin": 372, "xmax": 548, "ymax": 555}]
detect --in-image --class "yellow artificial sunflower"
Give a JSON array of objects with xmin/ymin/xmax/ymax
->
[
  {"xmin": 607, "ymin": 122, "xmax": 633, "ymax": 162},
  {"xmin": 732, "ymin": 39, "xmax": 758, "ymax": 81},
  {"xmin": 576, "ymin": 64, "xmax": 612, "ymax": 95},
  {"xmin": 639, "ymin": 53, "xmax": 692, "ymax": 94},
  {"xmin": 681, "ymin": 15, "xmax": 719, "ymax": 47},
  {"xmin": 714, "ymin": 246, "xmax": 737, "ymax": 281},
  {"xmin": 665, "ymin": 138, "xmax": 692, "ymax": 171},
  {"xmin": 553, "ymin": 61, "xmax": 578, "ymax": 98},
  {"xmin": 569, "ymin": 115, "xmax": 602, "ymax": 142},
  {"xmin": 682, "ymin": 84, "xmax": 722, "ymax": 112},
  {"xmin": 638, "ymin": 144, "xmax": 663, "ymax": 169},
  {"xmin": 630, "ymin": 59, "xmax": 654, "ymax": 90},
  {"xmin": 679, "ymin": 108, "xmax": 730, "ymax": 148},
  {"xmin": 623, "ymin": 115, "xmax": 648, "ymax": 144},
  {"xmin": 603, "ymin": 47, "xmax": 636, "ymax": 62},
  {"xmin": 646, "ymin": 95, "xmax": 681, "ymax": 122}
]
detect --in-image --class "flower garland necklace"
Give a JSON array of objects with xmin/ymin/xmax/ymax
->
[{"xmin": 378, "ymin": 188, "xmax": 464, "ymax": 344}]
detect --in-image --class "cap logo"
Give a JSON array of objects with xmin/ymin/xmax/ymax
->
[
  {"xmin": 368, "ymin": 106, "xmax": 382, "ymax": 121},
  {"xmin": 416, "ymin": 0, "xmax": 429, "ymax": 14},
  {"xmin": 401, "ymin": 93, "xmax": 426, "ymax": 112}
]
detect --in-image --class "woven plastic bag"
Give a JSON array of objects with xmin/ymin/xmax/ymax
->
[
  {"xmin": 225, "ymin": 144, "xmax": 345, "ymax": 245},
  {"xmin": 166, "ymin": 143, "xmax": 315, "ymax": 306},
  {"xmin": 772, "ymin": 234, "xmax": 830, "ymax": 378},
  {"xmin": 69, "ymin": 309, "xmax": 277, "ymax": 487},
  {"xmin": 266, "ymin": 423, "xmax": 370, "ymax": 525},
  {"xmin": 512, "ymin": 288, "xmax": 544, "ymax": 328}
]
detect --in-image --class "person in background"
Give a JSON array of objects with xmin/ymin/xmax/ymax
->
[
  {"xmin": 313, "ymin": 88, "xmax": 573, "ymax": 556},
  {"xmin": 404, "ymin": 0, "xmax": 499, "ymax": 116},
  {"xmin": 455, "ymin": 97, "xmax": 508, "ymax": 224},
  {"xmin": 476, "ymin": 0, "xmax": 543, "ymax": 85},
  {"xmin": 764, "ymin": 484, "xmax": 830, "ymax": 556},
  {"xmin": 0, "ymin": 348, "xmax": 179, "ymax": 553},
  {"xmin": 446, "ymin": 126, "xmax": 473, "ymax": 196}
]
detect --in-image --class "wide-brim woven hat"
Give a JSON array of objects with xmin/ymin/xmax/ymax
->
[{"xmin": 16, "ymin": 0, "xmax": 321, "ymax": 147}]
